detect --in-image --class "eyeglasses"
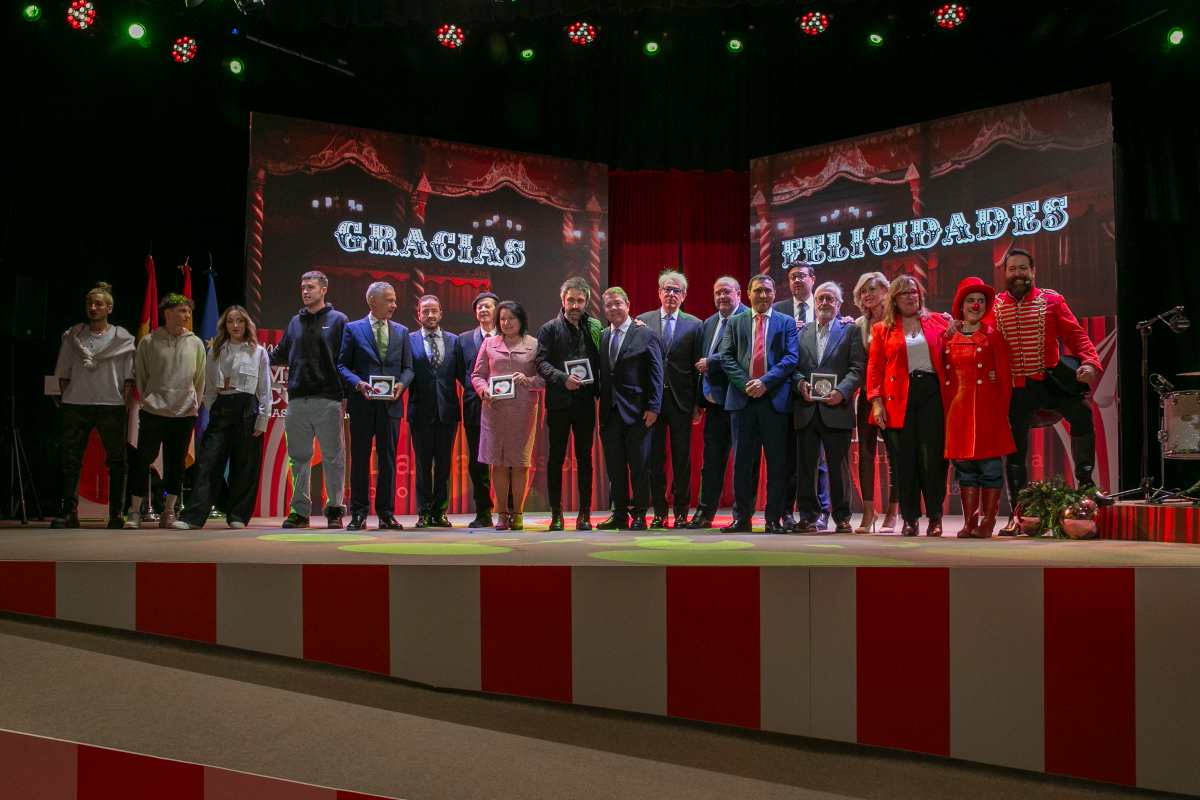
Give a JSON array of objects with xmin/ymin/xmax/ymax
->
[
  {"xmin": 660, "ymin": 286, "xmax": 684, "ymax": 294},
  {"xmin": 896, "ymin": 289, "xmax": 920, "ymax": 297}
]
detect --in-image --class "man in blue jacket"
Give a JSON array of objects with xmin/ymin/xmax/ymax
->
[
  {"xmin": 408, "ymin": 295, "xmax": 460, "ymax": 528},
  {"xmin": 338, "ymin": 281, "xmax": 414, "ymax": 531},
  {"xmin": 269, "ymin": 270, "xmax": 349, "ymax": 529},
  {"xmin": 455, "ymin": 291, "xmax": 500, "ymax": 529}
]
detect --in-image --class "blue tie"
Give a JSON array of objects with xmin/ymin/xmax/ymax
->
[
  {"xmin": 663, "ymin": 314, "xmax": 675, "ymax": 349},
  {"xmin": 609, "ymin": 328, "xmax": 622, "ymax": 366}
]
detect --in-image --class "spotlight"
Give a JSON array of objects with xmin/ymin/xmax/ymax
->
[
  {"xmin": 727, "ymin": 37, "xmax": 744, "ymax": 53},
  {"xmin": 172, "ymin": 35, "xmax": 198, "ymax": 63},
  {"xmin": 868, "ymin": 32, "xmax": 884, "ymax": 46},
  {"xmin": 127, "ymin": 22, "xmax": 146, "ymax": 40},
  {"xmin": 436, "ymin": 23, "xmax": 465, "ymax": 49},
  {"xmin": 66, "ymin": 0, "xmax": 95, "ymax": 30},
  {"xmin": 799, "ymin": 11, "xmax": 829, "ymax": 36},
  {"xmin": 1168, "ymin": 27, "xmax": 1184, "ymax": 46},
  {"xmin": 643, "ymin": 39, "xmax": 660, "ymax": 56},
  {"xmin": 22, "ymin": 4, "xmax": 41, "ymax": 22},
  {"xmin": 934, "ymin": 3, "xmax": 967, "ymax": 30},
  {"xmin": 519, "ymin": 47, "xmax": 535, "ymax": 61},
  {"xmin": 567, "ymin": 20, "xmax": 597, "ymax": 46},
  {"xmin": 229, "ymin": 58, "xmax": 244, "ymax": 74}
]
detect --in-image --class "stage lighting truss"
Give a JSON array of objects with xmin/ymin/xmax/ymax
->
[
  {"xmin": 66, "ymin": 0, "xmax": 95, "ymax": 31},
  {"xmin": 934, "ymin": 3, "xmax": 967, "ymax": 30},
  {"xmin": 436, "ymin": 23, "xmax": 465, "ymax": 49},
  {"xmin": 172, "ymin": 35, "xmax": 198, "ymax": 63},
  {"xmin": 567, "ymin": 20, "xmax": 597, "ymax": 46},
  {"xmin": 798, "ymin": 11, "xmax": 829, "ymax": 37}
]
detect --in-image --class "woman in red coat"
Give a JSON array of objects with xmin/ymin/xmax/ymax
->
[
  {"xmin": 866, "ymin": 276, "xmax": 950, "ymax": 537},
  {"xmin": 941, "ymin": 277, "xmax": 1015, "ymax": 538}
]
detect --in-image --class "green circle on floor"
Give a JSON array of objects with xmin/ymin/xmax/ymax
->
[
  {"xmin": 635, "ymin": 539, "xmax": 753, "ymax": 551},
  {"xmin": 259, "ymin": 533, "xmax": 378, "ymax": 543},
  {"xmin": 339, "ymin": 542, "xmax": 512, "ymax": 556},
  {"xmin": 589, "ymin": 550, "xmax": 910, "ymax": 566}
]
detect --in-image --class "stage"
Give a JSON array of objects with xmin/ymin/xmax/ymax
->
[{"xmin": 2, "ymin": 501, "xmax": 1199, "ymax": 796}]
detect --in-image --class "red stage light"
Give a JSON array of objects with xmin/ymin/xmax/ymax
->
[
  {"xmin": 66, "ymin": 0, "xmax": 95, "ymax": 30},
  {"xmin": 172, "ymin": 35, "xmax": 198, "ymax": 64},
  {"xmin": 934, "ymin": 3, "xmax": 967, "ymax": 30},
  {"xmin": 799, "ymin": 11, "xmax": 829, "ymax": 37},
  {"xmin": 436, "ymin": 23, "xmax": 465, "ymax": 49},
  {"xmin": 567, "ymin": 20, "xmax": 597, "ymax": 46}
]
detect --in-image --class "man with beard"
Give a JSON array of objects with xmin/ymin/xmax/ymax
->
[
  {"xmin": 408, "ymin": 295, "xmax": 460, "ymax": 528},
  {"xmin": 993, "ymin": 248, "xmax": 1101, "ymax": 534},
  {"xmin": 455, "ymin": 291, "xmax": 500, "ymax": 528}
]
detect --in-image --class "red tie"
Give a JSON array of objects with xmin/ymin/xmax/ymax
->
[{"xmin": 751, "ymin": 313, "xmax": 767, "ymax": 379}]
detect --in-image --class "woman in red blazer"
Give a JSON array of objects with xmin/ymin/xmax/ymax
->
[
  {"xmin": 940, "ymin": 277, "xmax": 1015, "ymax": 538},
  {"xmin": 866, "ymin": 276, "xmax": 950, "ymax": 536}
]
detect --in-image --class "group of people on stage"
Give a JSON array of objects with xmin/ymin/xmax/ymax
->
[{"xmin": 51, "ymin": 248, "xmax": 1101, "ymax": 537}]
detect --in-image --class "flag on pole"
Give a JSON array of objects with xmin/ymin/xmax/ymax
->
[
  {"xmin": 179, "ymin": 259, "xmax": 194, "ymax": 330},
  {"xmin": 195, "ymin": 268, "xmax": 219, "ymax": 437}
]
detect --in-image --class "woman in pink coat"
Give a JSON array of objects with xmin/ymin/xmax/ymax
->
[{"xmin": 471, "ymin": 300, "xmax": 545, "ymax": 530}]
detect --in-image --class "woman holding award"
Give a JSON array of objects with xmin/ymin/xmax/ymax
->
[{"xmin": 471, "ymin": 300, "xmax": 545, "ymax": 530}]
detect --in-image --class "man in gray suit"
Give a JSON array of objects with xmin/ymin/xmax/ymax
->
[
  {"xmin": 637, "ymin": 269, "xmax": 704, "ymax": 529},
  {"xmin": 792, "ymin": 281, "xmax": 865, "ymax": 533}
]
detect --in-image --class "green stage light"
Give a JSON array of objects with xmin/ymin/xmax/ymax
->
[
  {"xmin": 229, "ymin": 58, "xmax": 244, "ymax": 75},
  {"xmin": 727, "ymin": 37, "xmax": 744, "ymax": 53},
  {"xmin": 868, "ymin": 33, "xmax": 884, "ymax": 46},
  {"xmin": 1168, "ymin": 27, "xmax": 1184, "ymax": 46},
  {"xmin": 643, "ymin": 40, "xmax": 660, "ymax": 56},
  {"xmin": 519, "ymin": 47, "xmax": 535, "ymax": 61},
  {"xmin": 22, "ymin": 4, "xmax": 41, "ymax": 22},
  {"xmin": 128, "ymin": 22, "xmax": 146, "ymax": 40}
]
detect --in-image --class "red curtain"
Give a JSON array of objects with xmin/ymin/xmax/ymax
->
[{"xmin": 609, "ymin": 170, "xmax": 749, "ymax": 509}]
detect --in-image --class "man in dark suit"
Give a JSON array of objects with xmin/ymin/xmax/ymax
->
[
  {"xmin": 597, "ymin": 287, "xmax": 664, "ymax": 531},
  {"xmin": 688, "ymin": 276, "xmax": 748, "ymax": 529},
  {"xmin": 455, "ymin": 291, "xmax": 499, "ymax": 529},
  {"xmin": 408, "ymin": 295, "xmax": 460, "ymax": 528},
  {"xmin": 535, "ymin": 277, "xmax": 603, "ymax": 531},
  {"xmin": 637, "ymin": 269, "xmax": 703, "ymax": 529},
  {"xmin": 773, "ymin": 260, "xmax": 830, "ymax": 530},
  {"xmin": 792, "ymin": 281, "xmax": 865, "ymax": 534},
  {"xmin": 338, "ymin": 281, "xmax": 415, "ymax": 531},
  {"xmin": 718, "ymin": 274, "xmax": 799, "ymax": 533}
]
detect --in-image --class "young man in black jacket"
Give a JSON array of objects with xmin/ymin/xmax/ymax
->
[{"xmin": 269, "ymin": 270, "xmax": 350, "ymax": 528}]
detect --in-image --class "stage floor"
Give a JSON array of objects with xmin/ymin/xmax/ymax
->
[{"xmin": 3, "ymin": 512, "xmax": 1200, "ymax": 567}]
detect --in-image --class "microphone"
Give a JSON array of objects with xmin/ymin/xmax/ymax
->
[
  {"xmin": 1150, "ymin": 373, "xmax": 1175, "ymax": 394},
  {"xmin": 1169, "ymin": 308, "xmax": 1190, "ymax": 333}
]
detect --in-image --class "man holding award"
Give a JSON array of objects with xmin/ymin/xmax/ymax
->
[
  {"xmin": 792, "ymin": 282, "xmax": 865, "ymax": 533},
  {"xmin": 338, "ymin": 281, "xmax": 414, "ymax": 531}
]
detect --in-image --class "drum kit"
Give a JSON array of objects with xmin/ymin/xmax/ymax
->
[{"xmin": 1164, "ymin": 372, "xmax": 1200, "ymax": 461}]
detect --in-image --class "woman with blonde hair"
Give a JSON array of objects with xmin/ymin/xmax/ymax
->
[
  {"xmin": 865, "ymin": 276, "xmax": 950, "ymax": 536},
  {"xmin": 851, "ymin": 271, "xmax": 899, "ymax": 532},
  {"xmin": 172, "ymin": 305, "xmax": 271, "ymax": 530}
]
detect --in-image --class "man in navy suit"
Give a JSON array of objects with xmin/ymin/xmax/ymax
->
[
  {"xmin": 718, "ymin": 274, "xmax": 799, "ymax": 533},
  {"xmin": 636, "ymin": 269, "xmax": 704, "ymax": 529},
  {"xmin": 792, "ymin": 281, "xmax": 865, "ymax": 534},
  {"xmin": 688, "ymin": 276, "xmax": 748, "ymax": 528},
  {"xmin": 408, "ymin": 295, "xmax": 460, "ymax": 528},
  {"xmin": 454, "ymin": 291, "xmax": 499, "ymax": 528},
  {"xmin": 338, "ymin": 281, "xmax": 414, "ymax": 531},
  {"xmin": 597, "ymin": 287, "xmax": 664, "ymax": 531}
]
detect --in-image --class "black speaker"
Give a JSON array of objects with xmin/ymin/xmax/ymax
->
[{"xmin": 3, "ymin": 275, "xmax": 47, "ymax": 340}]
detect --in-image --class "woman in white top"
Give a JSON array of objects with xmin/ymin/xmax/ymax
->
[{"xmin": 173, "ymin": 306, "xmax": 272, "ymax": 530}]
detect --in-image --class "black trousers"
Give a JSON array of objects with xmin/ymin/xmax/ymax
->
[
  {"xmin": 1007, "ymin": 379, "xmax": 1097, "ymax": 501},
  {"xmin": 412, "ymin": 422, "xmax": 457, "ymax": 516},
  {"xmin": 855, "ymin": 391, "xmax": 898, "ymax": 503},
  {"xmin": 649, "ymin": 397, "xmax": 693, "ymax": 517},
  {"xmin": 464, "ymin": 423, "xmax": 493, "ymax": 515},
  {"xmin": 785, "ymin": 421, "xmax": 830, "ymax": 517},
  {"xmin": 129, "ymin": 411, "xmax": 194, "ymax": 498},
  {"xmin": 696, "ymin": 405, "xmax": 733, "ymax": 517},
  {"xmin": 348, "ymin": 400, "xmax": 401, "ymax": 516},
  {"xmin": 884, "ymin": 374, "xmax": 947, "ymax": 524},
  {"xmin": 731, "ymin": 398, "xmax": 790, "ymax": 522},
  {"xmin": 181, "ymin": 393, "xmax": 263, "ymax": 526},
  {"xmin": 798, "ymin": 417, "xmax": 853, "ymax": 524},
  {"xmin": 602, "ymin": 416, "xmax": 651, "ymax": 517},
  {"xmin": 60, "ymin": 403, "xmax": 127, "ymax": 516},
  {"xmin": 547, "ymin": 401, "xmax": 596, "ymax": 513}
]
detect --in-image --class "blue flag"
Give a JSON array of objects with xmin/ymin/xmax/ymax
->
[{"xmin": 196, "ymin": 271, "xmax": 219, "ymax": 437}]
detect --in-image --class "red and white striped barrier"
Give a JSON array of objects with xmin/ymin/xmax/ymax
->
[{"xmin": 2, "ymin": 561, "xmax": 1198, "ymax": 794}]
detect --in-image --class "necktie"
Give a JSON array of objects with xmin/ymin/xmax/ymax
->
[
  {"xmin": 663, "ymin": 314, "xmax": 675, "ymax": 348},
  {"xmin": 751, "ymin": 314, "xmax": 767, "ymax": 380},
  {"xmin": 797, "ymin": 301, "xmax": 807, "ymax": 324},
  {"xmin": 609, "ymin": 327, "xmax": 622, "ymax": 367},
  {"xmin": 427, "ymin": 332, "xmax": 441, "ymax": 368},
  {"xmin": 374, "ymin": 319, "xmax": 388, "ymax": 357},
  {"xmin": 710, "ymin": 316, "xmax": 727, "ymax": 355}
]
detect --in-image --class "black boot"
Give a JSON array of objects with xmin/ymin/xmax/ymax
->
[
  {"xmin": 50, "ymin": 499, "xmax": 80, "ymax": 529},
  {"xmin": 548, "ymin": 509, "xmax": 564, "ymax": 531},
  {"xmin": 999, "ymin": 460, "xmax": 1026, "ymax": 536},
  {"xmin": 1072, "ymin": 430, "xmax": 1097, "ymax": 489}
]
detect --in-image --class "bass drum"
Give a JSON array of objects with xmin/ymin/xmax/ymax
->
[{"xmin": 1164, "ymin": 390, "xmax": 1200, "ymax": 459}]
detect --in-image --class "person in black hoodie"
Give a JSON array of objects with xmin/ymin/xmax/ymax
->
[{"xmin": 269, "ymin": 270, "xmax": 350, "ymax": 528}]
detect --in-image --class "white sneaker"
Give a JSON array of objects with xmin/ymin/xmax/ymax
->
[
  {"xmin": 123, "ymin": 512, "xmax": 142, "ymax": 530},
  {"xmin": 228, "ymin": 520, "xmax": 245, "ymax": 529},
  {"xmin": 169, "ymin": 520, "xmax": 193, "ymax": 531}
]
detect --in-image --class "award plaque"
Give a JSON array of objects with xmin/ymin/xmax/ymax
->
[
  {"xmin": 564, "ymin": 358, "xmax": 594, "ymax": 385},
  {"xmin": 489, "ymin": 374, "xmax": 516, "ymax": 400},
  {"xmin": 368, "ymin": 375, "xmax": 395, "ymax": 399},
  {"xmin": 809, "ymin": 373, "xmax": 838, "ymax": 400}
]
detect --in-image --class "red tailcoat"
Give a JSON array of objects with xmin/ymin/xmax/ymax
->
[
  {"xmin": 866, "ymin": 313, "xmax": 949, "ymax": 429},
  {"xmin": 939, "ymin": 325, "xmax": 1016, "ymax": 460},
  {"xmin": 993, "ymin": 286, "xmax": 1101, "ymax": 388}
]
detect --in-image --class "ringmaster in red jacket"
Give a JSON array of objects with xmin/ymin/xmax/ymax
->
[
  {"xmin": 866, "ymin": 275, "xmax": 950, "ymax": 537},
  {"xmin": 993, "ymin": 248, "xmax": 1101, "ymax": 534},
  {"xmin": 940, "ymin": 277, "xmax": 1015, "ymax": 539}
]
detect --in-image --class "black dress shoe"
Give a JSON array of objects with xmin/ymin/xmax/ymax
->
[
  {"xmin": 791, "ymin": 518, "xmax": 818, "ymax": 533},
  {"xmin": 765, "ymin": 519, "xmax": 789, "ymax": 534},
  {"xmin": 596, "ymin": 515, "xmax": 628, "ymax": 531},
  {"xmin": 50, "ymin": 513, "xmax": 80, "ymax": 529},
  {"xmin": 378, "ymin": 514, "xmax": 404, "ymax": 530},
  {"xmin": 629, "ymin": 516, "xmax": 648, "ymax": 531},
  {"xmin": 672, "ymin": 511, "xmax": 690, "ymax": 529},
  {"xmin": 649, "ymin": 515, "xmax": 667, "ymax": 529},
  {"xmin": 686, "ymin": 514, "xmax": 714, "ymax": 530},
  {"xmin": 779, "ymin": 514, "xmax": 798, "ymax": 530},
  {"xmin": 575, "ymin": 513, "xmax": 592, "ymax": 531},
  {"xmin": 721, "ymin": 518, "xmax": 753, "ymax": 533},
  {"xmin": 414, "ymin": 515, "xmax": 432, "ymax": 529},
  {"xmin": 901, "ymin": 521, "xmax": 919, "ymax": 537},
  {"xmin": 346, "ymin": 514, "xmax": 368, "ymax": 531},
  {"xmin": 433, "ymin": 515, "xmax": 452, "ymax": 528},
  {"xmin": 468, "ymin": 513, "xmax": 493, "ymax": 529},
  {"xmin": 814, "ymin": 513, "xmax": 830, "ymax": 532},
  {"xmin": 834, "ymin": 520, "xmax": 853, "ymax": 534},
  {"xmin": 548, "ymin": 511, "xmax": 565, "ymax": 531}
]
